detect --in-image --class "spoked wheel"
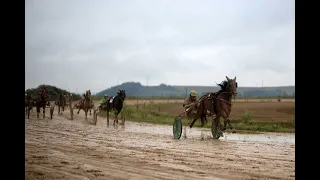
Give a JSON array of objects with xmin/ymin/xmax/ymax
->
[
  {"xmin": 173, "ymin": 118, "xmax": 182, "ymax": 139},
  {"xmin": 211, "ymin": 119, "xmax": 221, "ymax": 139}
]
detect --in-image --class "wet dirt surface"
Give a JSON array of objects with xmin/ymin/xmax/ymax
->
[{"xmin": 26, "ymin": 107, "xmax": 295, "ymax": 180}]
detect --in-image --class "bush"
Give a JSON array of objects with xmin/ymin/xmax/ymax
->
[
  {"xmin": 242, "ymin": 110, "xmax": 252, "ymax": 124},
  {"xmin": 139, "ymin": 111, "xmax": 148, "ymax": 120},
  {"xmin": 120, "ymin": 107, "xmax": 134, "ymax": 119}
]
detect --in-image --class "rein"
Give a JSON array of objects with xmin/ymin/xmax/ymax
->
[{"xmin": 216, "ymin": 92, "xmax": 234, "ymax": 106}]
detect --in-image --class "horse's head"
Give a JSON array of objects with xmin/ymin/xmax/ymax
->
[
  {"xmin": 226, "ymin": 76, "xmax": 238, "ymax": 96},
  {"xmin": 117, "ymin": 89, "xmax": 126, "ymax": 101},
  {"xmin": 85, "ymin": 90, "xmax": 91, "ymax": 100}
]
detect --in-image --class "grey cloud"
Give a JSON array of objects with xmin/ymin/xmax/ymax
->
[{"xmin": 25, "ymin": 0, "xmax": 294, "ymax": 92}]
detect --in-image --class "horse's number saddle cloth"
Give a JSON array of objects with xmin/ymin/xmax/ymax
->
[{"xmin": 109, "ymin": 97, "xmax": 115, "ymax": 103}]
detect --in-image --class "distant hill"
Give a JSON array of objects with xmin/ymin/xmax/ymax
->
[
  {"xmin": 25, "ymin": 84, "xmax": 82, "ymax": 101},
  {"xmin": 96, "ymin": 82, "xmax": 295, "ymax": 98}
]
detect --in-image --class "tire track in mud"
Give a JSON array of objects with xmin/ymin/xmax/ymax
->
[{"xmin": 25, "ymin": 107, "xmax": 295, "ymax": 180}]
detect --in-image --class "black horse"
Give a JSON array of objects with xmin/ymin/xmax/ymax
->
[{"xmin": 104, "ymin": 89, "xmax": 126, "ymax": 125}]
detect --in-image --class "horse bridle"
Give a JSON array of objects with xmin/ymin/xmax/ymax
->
[{"xmin": 119, "ymin": 95, "xmax": 125, "ymax": 102}]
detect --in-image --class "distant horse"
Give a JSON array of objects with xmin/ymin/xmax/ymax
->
[
  {"xmin": 35, "ymin": 91, "xmax": 50, "ymax": 119},
  {"xmin": 55, "ymin": 92, "xmax": 66, "ymax": 114},
  {"xmin": 83, "ymin": 90, "xmax": 93, "ymax": 120},
  {"xmin": 103, "ymin": 89, "xmax": 126, "ymax": 125},
  {"xmin": 25, "ymin": 95, "xmax": 35, "ymax": 119},
  {"xmin": 74, "ymin": 92, "xmax": 94, "ymax": 115},
  {"xmin": 74, "ymin": 101, "xmax": 94, "ymax": 115},
  {"xmin": 189, "ymin": 76, "xmax": 238, "ymax": 139}
]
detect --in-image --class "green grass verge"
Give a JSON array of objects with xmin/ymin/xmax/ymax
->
[{"xmin": 97, "ymin": 105, "xmax": 295, "ymax": 133}]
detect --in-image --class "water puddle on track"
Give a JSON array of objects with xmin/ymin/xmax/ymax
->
[{"xmin": 118, "ymin": 121, "xmax": 295, "ymax": 144}]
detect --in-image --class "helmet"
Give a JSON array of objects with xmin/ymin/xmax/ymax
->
[
  {"xmin": 104, "ymin": 94, "xmax": 108, "ymax": 97},
  {"xmin": 190, "ymin": 90, "xmax": 197, "ymax": 97}
]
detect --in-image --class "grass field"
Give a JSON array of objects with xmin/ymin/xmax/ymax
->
[{"xmin": 97, "ymin": 98, "xmax": 295, "ymax": 133}]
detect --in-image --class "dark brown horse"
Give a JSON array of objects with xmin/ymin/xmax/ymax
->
[
  {"xmin": 189, "ymin": 76, "xmax": 238, "ymax": 138},
  {"xmin": 35, "ymin": 90, "xmax": 50, "ymax": 119},
  {"xmin": 104, "ymin": 89, "xmax": 126, "ymax": 126},
  {"xmin": 55, "ymin": 92, "xmax": 66, "ymax": 114},
  {"xmin": 83, "ymin": 90, "xmax": 93, "ymax": 120}
]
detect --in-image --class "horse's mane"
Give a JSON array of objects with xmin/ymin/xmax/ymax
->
[{"xmin": 217, "ymin": 80, "xmax": 228, "ymax": 92}]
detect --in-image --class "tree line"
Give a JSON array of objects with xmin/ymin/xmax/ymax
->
[
  {"xmin": 96, "ymin": 82, "xmax": 295, "ymax": 98},
  {"xmin": 25, "ymin": 84, "xmax": 82, "ymax": 101}
]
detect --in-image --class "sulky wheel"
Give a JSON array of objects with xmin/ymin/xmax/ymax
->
[{"xmin": 173, "ymin": 118, "xmax": 182, "ymax": 139}]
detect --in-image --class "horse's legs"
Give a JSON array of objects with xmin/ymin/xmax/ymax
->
[
  {"xmin": 84, "ymin": 109, "xmax": 88, "ymax": 120},
  {"xmin": 106, "ymin": 109, "xmax": 110, "ymax": 125},
  {"xmin": 213, "ymin": 115, "xmax": 224, "ymax": 137},
  {"xmin": 220, "ymin": 110, "xmax": 232, "ymax": 130},
  {"xmin": 43, "ymin": 106, "xmax": 45, "ymax": 119},
  {"xmin": 200, "ymin": 114, "xmax": 207, "ymax": 127},
  {"xmin": 50, "ymin": 106, "xmax": 54, "ymax": 119},
  {"xmin": 223, "ymin": 118, "xmax": 233, "ymax": 130},
  {"xmin": 89, "ymin": 108, "xmax": 91, "ymax": 115},
  {"xmin": 189, "ymin": 117, "xmax": 198, "ymax": 128},
  {"xmin": 77, "ymin": 107, "xmax": 81, "ymax": 114},
  {"xmin": 28, "ymin": 105, "xmax": 32, "ymax": 119},
  {"xmin": 113, "ymin": 111, "xmax": 117, "ymax": 125},
  {"xmin": 114, "ymin": 111, "xmax": 120, "ymax": 125},
  {"xmin": 36, "ymin": 106, "xmax": 40, "ymax": 118},
  {"xmin": 27, "ymin": 107, "xmax": 30, "ymax": 119}
]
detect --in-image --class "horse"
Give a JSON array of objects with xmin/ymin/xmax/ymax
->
[
  {"xmin": 35, "ymin": 92, "xmax": 50, "ymax": 119},
  {"xmin": 74, "ymin": 97, "xmax": 94, "ymax": 115},
  {"xmin": 55, "ymin": 92, "xmax": 66, "ymax": 115},
  {"xmin": 83, "ymin": 90, "xmax": 93, "ymax": 120},
  {"xmin": 103, "ymin": 89, "xmax": 126, "ymax": 125},
  {"xmin": 189, "ymin": 76, "xmax": 238, "ymax": 138},
  {"xmin": 25, "ymin": 95, "xmax": 36, "ymax": 119},
  {"xmin": 65, "ymin": 94, "xmax": 70, "ymax": 106}
]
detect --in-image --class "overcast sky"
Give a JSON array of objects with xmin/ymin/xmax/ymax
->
[{"xmin": 25, "ymin": 0, "xmax": 295, "ymax": 93}]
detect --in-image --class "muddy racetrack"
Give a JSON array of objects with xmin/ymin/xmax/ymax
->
[{"xmin": 26, "ymin": 106, "xmax": 295, "ymax": 180}]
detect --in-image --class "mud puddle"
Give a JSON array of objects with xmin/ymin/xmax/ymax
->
[{"xmin": 120, "ymin": 121, "xmax": 295, "ymax": 144}]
